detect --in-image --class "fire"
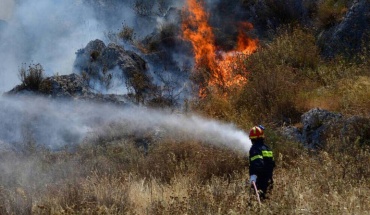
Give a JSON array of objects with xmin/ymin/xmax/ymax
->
[
  {"xmin": 182, "ymin": 0, "xmax": 216, "ymax": 70},
  {"xmin": 236, "ymin": 22, "xmax": 258, "ymax": 54},
  {"xmin": 182, "ymin": 0, "xmax": 258, "ymax": 97}
]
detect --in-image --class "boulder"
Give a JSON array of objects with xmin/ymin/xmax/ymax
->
[
  {"xmin": 318, "ymin": 0, "xmax": 370, "ymax": 57},
  {"xmin": 281, "ymin": 108, "xmax": 370, "ymax": 148},
  {"xmin": 74, "ymin": 39, "xmax": 151, "ymax": 97},
  {"xmin": 300, "ymin": 108, "xmax": 343, "ymax": 148},
  {"xmin": 39, "ymin": 73, "xmax": 89, "ymax": 97}
]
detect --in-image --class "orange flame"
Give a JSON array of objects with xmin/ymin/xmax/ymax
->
[
  {"xmin": 182, "ymin": 0, "xmax": 258, "ymax": 97},
  {"xmin": 182, "ymin": 0, "xmax": 216, "ymax": 70}
]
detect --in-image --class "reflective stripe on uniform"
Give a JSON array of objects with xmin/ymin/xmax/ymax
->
[
  {"xmin": 262, "ymin": 150, "xmax": 273, "ymax": 158},
  {"xmin": 250, "ymin": 155, "xmax": 263, "ymax": 161}
]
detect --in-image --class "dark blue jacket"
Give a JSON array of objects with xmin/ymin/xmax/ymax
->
[{"xmin": 249, "ymin": 139, "xmax": 275, "ymax": 178}]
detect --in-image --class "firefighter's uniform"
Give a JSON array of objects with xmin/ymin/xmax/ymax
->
[{"xmin": 248, "ymin": 126, "xmax": 275, "ymax": 199}]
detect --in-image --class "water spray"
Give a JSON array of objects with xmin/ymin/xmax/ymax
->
[{"xmin": 0, "ymin": 96, "xmax": 251, "ymax": 153}]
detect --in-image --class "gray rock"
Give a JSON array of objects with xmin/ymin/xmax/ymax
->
[
  {"xmin": 281, "ymin": 107, "xmax": 370, "ymax": 148},
  {"xmin": 39, "ymin": 73, "xmax": 89, "ymax": 97},
  {"xmin": 7, "ymin": 73, "xmax": 127, "ymax": 105},
  {"xmin": 319, "ymin": 0, "xmax": 370, "ymax": 57},
  {"xmin": 281, "ymin": 125, "xmax": 303, "ymax": 143},
  {"xmin": 74, "ymin": 39, "xmax": 152, "ymax": 100},
  {"xmin": 301, "ymin": 108, "xmax": 342, "ymax": 148}
]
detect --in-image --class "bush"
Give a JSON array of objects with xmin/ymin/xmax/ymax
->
[
  {"xmin": 118, "ymin": 24, "xmax": 135, "ymax": 42},
  {"xmin": 135, "ymin": 139, "xmax": 246, "ymax": 184},
  {"xmin": 18, "ymin": 63, "xmax": 44, "ymax": 91},
  {"xmin": 316, "ymin": 0, "xmax": 349, "ymax": 29},
  {"xmin": 234, "ymin": 27, "xmax": 320, "ymax": 124},
  {"xmin": 297, "ymin": 58, "xmax": 370, "ymax": 115}
]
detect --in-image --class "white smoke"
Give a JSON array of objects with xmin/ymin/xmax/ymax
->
[
  {"xmin": 0, "ymin": 0, "xmax": 251, "ymax": 152},
  {"xmin": 0, "ymin": 0, "xmax": 104, "ymax": 92},
  {"xmin": 0, "ymin": 0, "xmax": 145, "ymax": 93},
  {"xmin": 0, "ymin": 95, "xmax": 251, "ymax": 153},
  {"xmin": 0, "ymin": 0, "xmax": 14, "ymax": 21},
  {"xmin": 0, "ymin": 0, "xmax": 190, "ymax": 94}
]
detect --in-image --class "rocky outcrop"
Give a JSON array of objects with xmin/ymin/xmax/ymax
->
[
  {"xmin": 318, "ymin": 0, "xmax": 370, "ymax": 57},
  {"xmin": 38, "ymin": 73, "xmax": 89, "ymax": 97},
  {"xmin": 74, "ymin": 39, "xmax": 152, "ymax": 99},
  {"xmin": 282, "ymin": 108, "xmax": 370, "ymax": 148},
  {"xmin": 7, "ymin": 73, "xmax": 126, "ymax": 105},
  {"xmin": 74, "ymin": 39, "xmax": 188, "ymax": 106}
]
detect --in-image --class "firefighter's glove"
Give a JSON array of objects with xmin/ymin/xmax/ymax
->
[{"xmin": 249, "ymin": 175, "xmax": 257, "ymax": 185}]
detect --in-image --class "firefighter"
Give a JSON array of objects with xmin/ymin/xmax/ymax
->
[{"xmin": 248, "ymin": 125, "xmax": 275, "ymax": 200}]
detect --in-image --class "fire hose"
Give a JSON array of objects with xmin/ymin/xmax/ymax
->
[{"xmin": 252, "ymin": 181, "xmax": 261, "ymax": 205}]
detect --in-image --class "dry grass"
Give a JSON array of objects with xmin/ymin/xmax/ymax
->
[
  {"xmin": 18, "ymin": 63, "xmax": 45, "ymax": 91},
  {"xmin": 298, "ymin": 76, "xmax": 370, "ymax": 117},
  {"xmin": 0, "ymin": 134, "xmax": 368, "ymax": 214}
]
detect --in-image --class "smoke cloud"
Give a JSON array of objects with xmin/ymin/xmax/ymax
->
[
  {"xmin": 0, "ymin": 0, "xmax": 252, "ymax": 152},
  {"xmin": 0, "ymin": 96, "xmax": 251, "ymax": 153},
  {"xmin": 0, "ymin": 0, "xmax": 15, "ymax": 21},
  {"xmin": 0, "ymin": 0, "xmax": 102, "ymax": 92},
  {"xmin": 0, "ymin": 0, "xmax": 149, "ymax": 93}
]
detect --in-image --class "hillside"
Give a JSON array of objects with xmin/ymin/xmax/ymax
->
[{"xmin": 0, "ymin": 0, "xmax": 369, "ymax": 214}]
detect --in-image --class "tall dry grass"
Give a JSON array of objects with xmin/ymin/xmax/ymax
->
[{"xmin": 0, "ymin": 132, "xmax": 368, "ymax": 214}]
